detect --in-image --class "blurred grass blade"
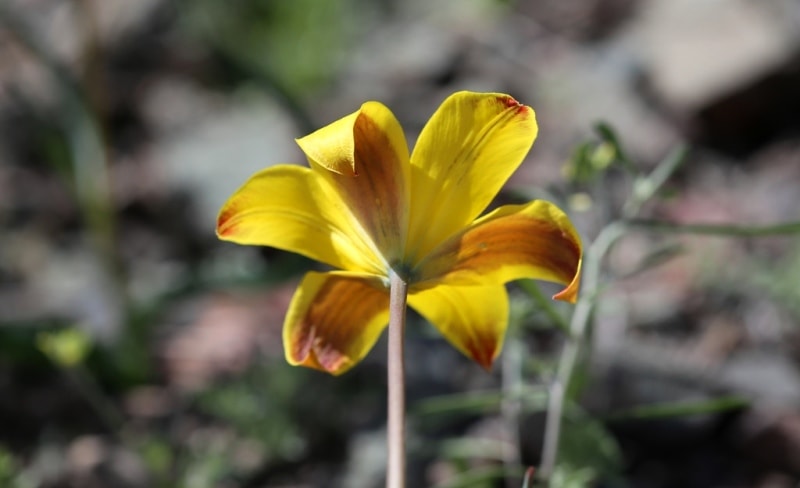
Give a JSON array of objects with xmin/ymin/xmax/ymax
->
[
  {"xmin": 628, "ymin": 219, "xmax": 800, "ymax": 237},
  {"xmin": 440, "ymin": 438, "xmax": 510, "ymax": 462},
  {"xmin": 414, "ymin": 389, "xmax": 547, "ymax": 417},
  {"xmin": 606, "ymin": 396, "xmax": 749, "ymax": 421}
]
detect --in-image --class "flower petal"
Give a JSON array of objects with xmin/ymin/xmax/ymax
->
[
  {"xmin": 408, "ymin": 284, "xmax": 509, "ymax": 369},
  {"xmin": 217, "ymin": 165, "xmax": 385, "ymax": 274},
  {"xmin": 407, "ymin": 91, "xmax": 538, "ymax": 262},
  {"xmin": 297, "ymin": 101, "xmax": 410, "ymax": 265},
  {"xmin": 284, "ymin": 271, "xmax": 390, "ymax": 375},
  {"xmin": 415, "ymin": 200, "xmax": 582, "ymax": 303}
]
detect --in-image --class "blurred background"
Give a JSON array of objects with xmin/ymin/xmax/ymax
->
[{"xmin": 0, "ymin": 0, "xmax": 799, "ymax": 487}]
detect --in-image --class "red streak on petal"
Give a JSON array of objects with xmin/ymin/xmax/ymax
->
[
  {"xmin": 216, "ymin": 210, "xmax": 235, "ymax": 236},
  {"xmin": 217, "ymin": 208, "xmax": 234, "ymax": 226},
  {"xmin": 314, "ymin": 344, "xmax": 350, "ymax": 373},
  {"xmin": 464, "ymin": 329, "xmax": 498, "ymax": 371},
  {"xmin": 497, "ymin": 95, "xmax": 529, "ymax": 115},
  {"xmin": 500, "ymin": 95, "xmax": 520, "ymax": 108},
  {"xmin": 467, "ymin": 344, "xmax": 493, "ymax": 370}
]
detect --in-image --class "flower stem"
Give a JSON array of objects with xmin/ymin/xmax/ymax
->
[{"xmin": 387, "ymin": 270, "xmax": 409, "ymax": 488}]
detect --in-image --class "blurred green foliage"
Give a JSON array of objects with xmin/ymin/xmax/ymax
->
[
  {"xmin": 36, "ymin": 328, "xmax": 92, "ymax": 368},
  {"xmin": 753, "ymin": 241, "xmax": 800, "ymax": 322},
  {"xmin": 183, "ymin": 0, "xmax": 371, "ymax": 98},
  {"xmin": 195, "ymin": 363, "xmax": 305, "ymax": 458}
]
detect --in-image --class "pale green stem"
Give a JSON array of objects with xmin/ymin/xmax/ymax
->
[
  {"xmin": 623, "ymin": 145, "xmax": 688, "ymax": 217},
  {"xmin": 539, "ymin": 142, "xmax": 688, "ymax": 483},
  {"xmin": 501, "ymin": 327, "xmax": 523, "ymax": 488},
  {"xmin": 537, "ymin": 215, "xmax": 800, "ymax": 483},
  {"xmin": 538, "ymin": 222, "xmax": 627, "ymax": 482},
  {"xmin": 538, "ymin": 379, "xmax": 563, "ymax": 481},
  {"xmin": 387, "ymin": 270, "xmax": 408, "ymax": 488}
]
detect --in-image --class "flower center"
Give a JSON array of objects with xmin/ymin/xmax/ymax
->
[{"xmin": 389, "ymin": 260, "xmax": 417, "ymax": 284}]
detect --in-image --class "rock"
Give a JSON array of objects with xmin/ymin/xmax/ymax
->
[
  {"xmin": 147, "ymin": 84, "xmax": 301, "ymax": 228},
  {"xmin": 628, "ymin": 0, "xmax": 800, "ymax": 156},
  {"xmin": 721, "ymin": 349, "xmax": 800, "ymax": 406},
  {"xmin": 631, "ymin": 0, "xmax": 798, "ymax": 111}
]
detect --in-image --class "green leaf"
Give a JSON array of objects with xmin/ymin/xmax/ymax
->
[
  {"xmin": 549, "ymin": 464, "xmax": 596, "ymax": 488},
  {"xmin": 555, "ymin": 408, "xmax": 623, "ymax": 486}
]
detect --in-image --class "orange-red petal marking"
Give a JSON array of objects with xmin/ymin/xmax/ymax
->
[
  {"xmin": 415, "ymin": 201, "xmax": 583, "ymax": 303},
  {"xmin": 283, "ymin": 272, "xmax": 389, "ymax": 375},
  {"xmin": 297, "ymin": 102, "xmax": 410, "ymax": 265}
]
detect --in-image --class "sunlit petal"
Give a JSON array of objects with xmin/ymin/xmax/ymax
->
[
  {"xmin": 408, "ymin": 284, "xmax": 509, "ymax": 369},
  {"xmin": 407, "ymin": 91, "xmax": 538, "ymax": 262},
  {"xmin": 297, "ymin": 101, "xmax": 410, "ymax": 264},
  {"xmin": 414, "ymin": 200, "xmax": 582, "ymax": 303},
  {"xmin": 284, "ymin": 271, "xmax": 390, "ymax": 375},
  {"xmin": 216, "ymin": 165, "xmax": 385, "ymax": 274}
]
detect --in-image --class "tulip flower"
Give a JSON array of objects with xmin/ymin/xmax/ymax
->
[{"xmin": 217, "ymin": 91, "xmax": 582, "ymax": 375}]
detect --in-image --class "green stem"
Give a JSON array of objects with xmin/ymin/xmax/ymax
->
[
  {"xmin": 538, "ymin": 222, "xmax": 627, "ymax": 482},
  {"xmin": 387, "ymin": 270, "xmax": 408, "ymax": 488},
  {"xmin": 538, "ymin": 379, "xmax": 564, "ymax": 482},
  {"xmin": 623, "ymin": 145, "xmax": 688, "ymax": 217},
  {"xmin": 501, "ymin": 326, "xmax": 523, "ymax": 488}
]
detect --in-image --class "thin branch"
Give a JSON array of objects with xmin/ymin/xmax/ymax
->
[
  {"xmin": 623, "ymin": 144, "xmax": 688, "ymax": 217},
  {"xmin": 627, "ymin": 219, "xmax": 800, "ymax": 237}
]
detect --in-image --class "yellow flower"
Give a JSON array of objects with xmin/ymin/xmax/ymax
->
[{"xmin": 217, "ymin": 91, "xmax": 582, "ymax": 375}]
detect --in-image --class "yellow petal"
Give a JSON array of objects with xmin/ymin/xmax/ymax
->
[
  {"xmin": 297, "ymin": 102, "xmax": 410, "ymax": 264},
  {"xmin": 406, "ymin": 91, "xmax": 538, "ymax": 262},
  {"xmin": 414, "ymin": 200, "xmax": 582, "ymax": 303},
  {"xmin": 408, "ymin": 284, "xmax": 509, "ymax": 369},
  {"xmin": 284, "ymin": 271, "xmax": 390, "ymax": 375},
  {"xmin": 217, "ymin": 165, "xmax": 385, "ymax": 274}
]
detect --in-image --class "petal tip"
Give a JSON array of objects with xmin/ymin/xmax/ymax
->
[
  {"xmin": 465, "ymin": 338, "xmax": 499, "ymax": 371},
  {"xmin": 285, "ymin": 331, "xmax": 356, "ymax": 376},
  {"xmin": 216, "ymin": 207, "xmax": 237, "ymax": 239},
  {"xmin": 552, "ymin": 258, "xmax": 582, "ymax": 304}
]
